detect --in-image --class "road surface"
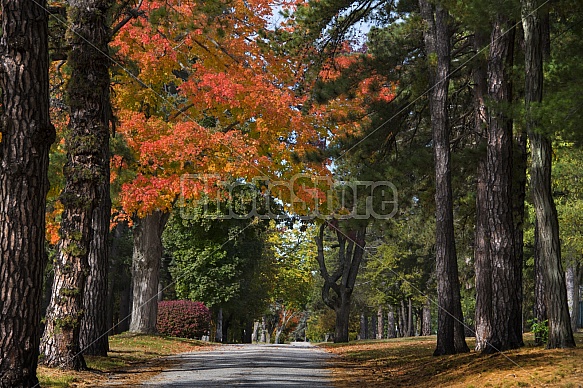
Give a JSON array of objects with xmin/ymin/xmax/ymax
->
[{"xmin": 143, "ymin": 343, "xmax": 336, "ymax": 387}]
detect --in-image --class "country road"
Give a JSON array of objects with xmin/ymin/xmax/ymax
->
[{"xmin": 142, "ymin": 343, "xmax": 336, "ymax": 387}]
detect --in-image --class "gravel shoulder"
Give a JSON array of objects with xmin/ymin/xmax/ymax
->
[{"xmin": 142, "ymin": 343, "xmax": 336, "ymax": 387}]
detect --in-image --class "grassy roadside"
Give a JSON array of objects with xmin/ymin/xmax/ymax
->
[
  {"xmin": 321, "ymin": 332, "xmax": 583, "ymax": 387},
  {"xmin": 38, "ymin": 333, "xmax": 217, "ymax": 387}
]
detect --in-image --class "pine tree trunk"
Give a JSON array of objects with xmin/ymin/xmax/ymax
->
[
  {"xmin": 422, "ymin": 300, "xmax": 432, "ymax": 336},
  {"xmin": 483, "ymin": 14, "xmax": 522, "ymax": 353},
  {"xmin": 475, "ymin": 158, "xmax": 492, "ymax": 351},
  {"xmin": 80, "ymin": 178, "xmax": 111, "ymax": 356},
  {"xmin": 408, "ymin": 298, "xmax": 414, "ymax": 337},
  {"xmin": 565, "ymin": 262, "xmax": 580, "ymax": 333},
  {"xmin": 0, "ymin": 1, "xmax": 55, "ymax": 385},
  {"xmin": 377, "ymin": 306, "xmax": 384, "ymax": 339},
  {"xmin": 387, "ymin": 306, "xmax": 396, "ymax": 339},
  {"xmin": 473, "ymin": 29, "xmax": 492, "ymax": 352},
  {"xmin": 419, "ymin": 0, "xmax": 468, "ymax": 355},
  {"xmin": 513, "ymin": 131, "xmax": 527, "ymax": 345},
  {"xmin": 533, "ymin": 221, "xmax": 547, "ymax": 344},
  {"xmin": 522, "ymin": 0, "xmax": 575, "ymax": 349},
  {"xmin": 399, "ymin": 300, "xmax": 406, "ymax": 337},
  {"xmin": 41, "ymin": 0, "xmax": 112, "ymax": 369},
  {"xmin": 359, "ymin": 313, "xmax": 366, "ymax": 340},
  {"xmin": 129, "ymin": 211, "xmax": 170, "ymax": 334}
]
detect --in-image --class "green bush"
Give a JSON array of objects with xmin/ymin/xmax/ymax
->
[
  {"xmin": 529, "ymin": 318, "xmax": 549, "ymax": 344},
  {"xmin": 157, "ymin": 300, "xmax": 211, "ymax": 339}
]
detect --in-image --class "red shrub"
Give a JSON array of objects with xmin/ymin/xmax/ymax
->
[{"xmin": 157, "ymin": 300, "xmax": 211, "ymax": 339}]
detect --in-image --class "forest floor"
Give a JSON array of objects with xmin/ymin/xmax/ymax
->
[
  {"xmin": 323, "ymin": 331, "xmax": 583, "ymax": 387},
  {"xmin": 37, "ymin": 333, "xmax": 217, "ymax": 387},
  {"xmin": 37, "ymin": 332, "xmax": 583, "ymax": 387}
]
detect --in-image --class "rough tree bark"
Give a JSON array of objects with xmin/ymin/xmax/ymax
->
[
  {"xmin": 473, "ymin": 29, "xmax": 491, "ymax": 352},
  {"xmin": 387, "ymin": 306, "xmax": 396, "ymax": 338},
  {"xmin": 41, "ymin": 0, "xmax": 112, "ymax": 369},
  {"xmin": 315, "ymin": 222, "xmax": 366, "ymax": 343},
  {"xmin": 533, "ymin": 221, "xmax": 548, "ymax": 345},
  {"xmin": 475, "ymin": 157, "xmax": 492, "ymax": 351},
  {"xmin": 422, "ymin": 299, "xmax": 432, "ymax": 336},
  {"xmin": 359, "ymin": 312, "xmax": 368, "ymax": 340},
  {"xmin": 80, "ymin": 177, "xmax": 111, "ymax": 355},
  {"xmin": 129, "ymin": 211, "xmax": 170, "ymax": 333},
  {"xmin": 483, "ymin": 14, "xmax": 522, "ymax": 353},
  {"xmin": 419, "ymin": 0, "xmax": 469, "ymax": 355},
  {"xmin": 565, "ymin": 262, "xmax": 580, "ymax": 333},
  {"xmin": 377, "ymin": 306, "xmax": 384, "ymax": 339},
  {"xmin": 0, "ymin": 1, "xmax": 56, "ymax": 385},
  {"xmin": 522, "ymin": 0, "xmax": 575, "ymax": 349}
]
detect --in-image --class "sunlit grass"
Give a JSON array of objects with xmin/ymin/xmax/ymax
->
[
  {"xmin": 323, "ymin": 332, "xmax": 583, "ymax": 387},
  {"xmin": 37, "ymin": 333, "xmax": 217, "ymax": 387}
]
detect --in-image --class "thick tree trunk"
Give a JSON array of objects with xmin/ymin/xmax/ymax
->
[
  {"xmin": 419, "ymin": 0, "xmax": 468, "ymax": 355},
  {"xmin": 80, "ymin": 178, "xmax": 111, "ymax": 356},
  {"xmin": 377, "ymin": 306, "xmax": 384, "ymax": 339},
  {"xmin": 387, "ymin": 306, "xmax": 396, "ymax": 338},
  {"xmin": 0, "ymin": 1, "xmax": 55, "ymax": 385},
  {"xmin": 216, "ymin": 308, "xmax": 224, "ymax": 343},
  {"xmin": 334, "ymin": 300, "xmax": 351, "ymax": 343},
  {"xmin": 422, "ymin": 299, "xmax": 432, "ymax": 336},
  {"xmin": 475, "ymin": 158, "xmax": 492, "ymax": 351},
  {"xmin": 473, "ymin": 29, "xmax": 492, "ymax": 352},
  {"xmin": 482, "ymin": 15, "xmax": 522, "ymax": 354},
  {"xmin": 129, "ymin": 211, "xmax": 170, "ymax": 334},
  {"xmin": 522, "ymin": 0, "xmax": 575, "ymax": 349},
  {"xmin": 41, "ymin": 0, "xmax": 112, "ymax": 369},
  {"xmin": 118, "ymin": 278, "xmax": 131, "ymax": 333},
  {"xmin": 530, "ymin": 134, "xmax": 575, "ymax": 348}
]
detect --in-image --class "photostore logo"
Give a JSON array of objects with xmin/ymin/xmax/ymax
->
[{"xmin": 180, "ymin": 174, "xmax": 398, "ymax": 220}]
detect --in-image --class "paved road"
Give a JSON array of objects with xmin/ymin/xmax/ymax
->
[{"xmin": 143, "ymin": 343, "xmax": 336, "ymax": 387}]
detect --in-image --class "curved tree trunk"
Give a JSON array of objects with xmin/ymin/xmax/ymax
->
[
  {"xmin": 80, "ymin": 178, "xmax": 111, "ymax": 356},
  {"xmin": 0, "ymin": 1, "xmax": 55, "ymax": 385},
  {"xmin": 419, "ymin": 0, "xmax": 468, "ymax": 355},
  {"xmin": 40, "ymin": 0, "xmax": 112, "ymax": 369},
  {"xmin": 129, "ymin": 211, "xmax": 170, "ymax": 334},
  {"xmin": 522, "ymin": 0, "xmax": 575, "ymax": 349},
  {"xmin": 315, "ymin": 222, "xmax": 366, "ymax": 343}
]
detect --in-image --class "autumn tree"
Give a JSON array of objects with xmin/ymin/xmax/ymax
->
[
  {"xmin": 41, "ymin": 0, "xmax": 113, "ymax": 369},
  {"xmin": 111, "ymin": 0, "xmax": 323, "ymax": 333},
  {"xmin": 0, "ymin": 1, "xmax": 56, "ymax": 385}
]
